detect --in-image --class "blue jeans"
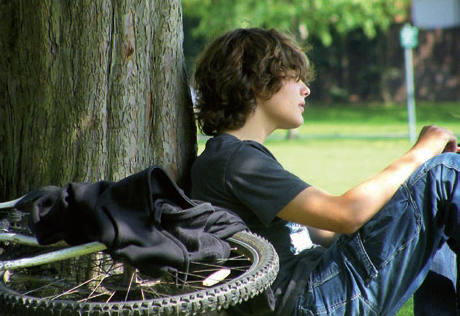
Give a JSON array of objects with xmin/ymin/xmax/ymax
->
[
  {"xmin": 295, "ymin": 153, "xmax": 460, "ymax": 316},
  {"xmin": 414, "ymin": 243, "xmax": 457, "ymax": 316}
]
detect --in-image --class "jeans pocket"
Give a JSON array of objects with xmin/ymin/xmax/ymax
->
[{"xmin": 298, "ymin": 271, "xmax": 378, "ymax": 316}]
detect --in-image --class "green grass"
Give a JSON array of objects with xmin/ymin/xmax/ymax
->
[
  {"xmin": 197, "ymin": 102, "xmax": 458, "ymax": 316},
  {"xmin": 268, "ymin": 101, "xmax": 459, "ymax": 141},
  {"xmin": 303, "ymin": 101, "xmax": 460, "ymax": 124},
  {"xmin": 266, "ymin": 137, "xmax": 411, "ymax": 194}
]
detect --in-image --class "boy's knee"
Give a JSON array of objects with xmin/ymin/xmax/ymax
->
[{"xmin": 424, "ymin": 152, "xmax": 459, "ymax": 170}]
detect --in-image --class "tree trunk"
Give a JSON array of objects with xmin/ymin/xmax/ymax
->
[{"xmin": 0, "ymin": 0, "xmax": 196, "ymax": 201}]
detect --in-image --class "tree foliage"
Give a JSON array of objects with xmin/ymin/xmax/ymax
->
[{"xmin": 182, "ymin": 0, "xmax": 410, "ymax": 46}]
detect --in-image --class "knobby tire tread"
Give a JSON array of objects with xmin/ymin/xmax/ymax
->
[{"xmin": 0, "ymin": 231, "xmax": 279, "ymax": 316}]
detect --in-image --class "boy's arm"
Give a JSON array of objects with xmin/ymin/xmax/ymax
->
[{"xmin": 278, "ymin": 125, "xmax": 459, "ymax": 235}]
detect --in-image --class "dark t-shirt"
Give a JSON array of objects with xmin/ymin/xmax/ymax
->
[{"xmin": 191, "ymin": 133, "xmax": 325, "ymax": 316}]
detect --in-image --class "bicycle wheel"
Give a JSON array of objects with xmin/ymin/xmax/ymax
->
[{"xmin": 0, "ymin": 230, "xmax": 278, "ymax": 316}]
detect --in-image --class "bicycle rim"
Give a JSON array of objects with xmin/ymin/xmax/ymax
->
[{"xmin": 0, "ymin": 231, "xmax": 278, "ymax": 316}]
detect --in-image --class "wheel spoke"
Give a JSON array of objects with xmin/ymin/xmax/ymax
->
[{"xmin": 1, "ymin": 231, "xmax": 279, "ymax": 316}]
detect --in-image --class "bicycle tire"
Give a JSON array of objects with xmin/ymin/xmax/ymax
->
[{"xmin": 0, "ymin": 230, "xmax": 279, "ymax": 316}]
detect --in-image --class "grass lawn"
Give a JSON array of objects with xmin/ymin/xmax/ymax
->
[
  {"xmin": 266, "ymin": 137, "xmax": 412, "ymax": 194},
  {"xmin": 271, "ymin": 101, "xmax": 459, "ymax": 140},
  {"xmin": 197, "ymin": 102, "xmax": 458, "ymax": 316}
]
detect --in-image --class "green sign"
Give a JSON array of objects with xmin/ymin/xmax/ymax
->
[{"xmin": 400, "ymin": 24, "xmax": 419, "ymax": 48}]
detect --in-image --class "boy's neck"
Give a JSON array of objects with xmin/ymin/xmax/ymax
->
[
  {"xmin": 222, "ymin": 117, "xmax": 274, "ymax": 144},
  {"xmin": 221, "ymin": 105, "xmax": 278, "ymax": 143},
  {"xmin": 223, "ymin": 129, "xmax": 266, "ymax": 143}
]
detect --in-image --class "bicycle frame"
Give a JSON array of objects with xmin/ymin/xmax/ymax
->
[
  {"xmin": 0, "ymin": 234, "xmax": 106, "ymax": 271},
  {"xmin": 1, "ymin": 197, "xmax": 107, "ymax": 271},
  {"xmin": 0, "ymin": 197, "xmax": 23, "ymax": 209}
]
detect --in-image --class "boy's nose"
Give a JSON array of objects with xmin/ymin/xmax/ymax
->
[{"xmin": 301, "ymin": 83, "xmax": 310, "ymax": 97}]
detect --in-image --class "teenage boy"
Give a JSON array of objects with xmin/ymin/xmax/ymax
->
[{"xmin": 191, "ymin": 28, "xmax": 460, "ymax": 315}]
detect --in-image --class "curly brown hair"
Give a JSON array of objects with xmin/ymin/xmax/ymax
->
[{"xmin": 192, "ymin": 28, "xmax": 315, "ymax": 136}]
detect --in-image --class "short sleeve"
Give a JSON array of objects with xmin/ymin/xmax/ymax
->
[{"xmin": 225, "ymin": 142, "xmax": 310, "ymax": 227}]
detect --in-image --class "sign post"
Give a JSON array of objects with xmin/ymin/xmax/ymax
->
[{"xmin": 400, "ymin": 23, "xmax": 419, "ymax": 143}]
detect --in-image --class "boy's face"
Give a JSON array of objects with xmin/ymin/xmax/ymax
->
[{"xmin": 255, "ymin": 78, "xmax": 310, "ymax": 131}]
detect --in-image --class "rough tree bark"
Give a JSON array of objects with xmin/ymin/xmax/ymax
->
[{"xmin": 0, "ymin": 0, "xmax": 196, "ymax": 201}]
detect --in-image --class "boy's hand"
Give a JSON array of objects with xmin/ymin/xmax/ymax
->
[{"xmin": 413, "ymin": 125, "xmax": 458, "ymax": 160}]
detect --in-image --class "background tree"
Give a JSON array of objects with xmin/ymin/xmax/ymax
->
[
  {"xmin": 182, "ymin": 0, "xmax": 410, "ymax": 46},
  {"xmin": 182, "ymin": 0, "xmax": 414, "ymax": 103},
  {"xmin": 0, "ymin": 0, "xmax": 196, "ymax": 202}
]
